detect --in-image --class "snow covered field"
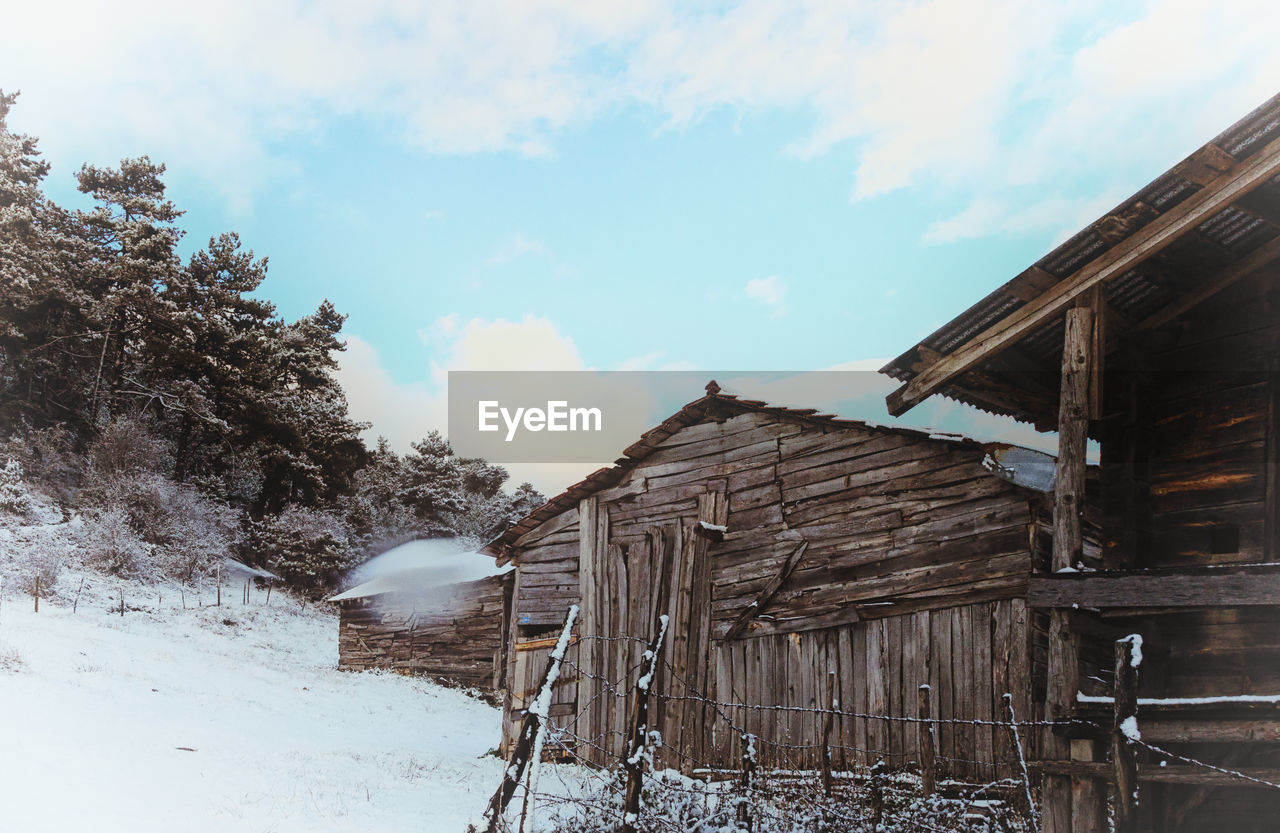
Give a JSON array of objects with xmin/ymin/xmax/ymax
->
[{"xmin": 0, "ymin": 576, "xmax": 507, "ymax": 833}]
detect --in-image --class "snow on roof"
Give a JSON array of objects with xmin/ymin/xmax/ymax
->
[
  {"xmin": 328, "ymin": 539, "xmax": 511, "ymax": 602},
  {"xmin": 221, "ymin": 558, "xmax": 280, "ymax": 581}
]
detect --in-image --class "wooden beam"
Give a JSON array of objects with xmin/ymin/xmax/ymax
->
[
  {"xmin": 1035, "ymin": 760, "xmax": 1280, "ymax": 788},
  {"xmin": 723, "ymin": 541, "xmax": 808, "ymax": 641},
  {"xmin": 1054, "ymin": 308, "xmax": 1092, "ymax": 570},
  {"xmin": 1133, "ymin": 235, "xmax": 1280, "ymax": 333},
  {"xmin": 1029, "ymin": 568, "xmax": 1280, "ymax": 608},
  {"xmin": 886, "ymin": 132, "xmax": 1280, "ymax": 416}
]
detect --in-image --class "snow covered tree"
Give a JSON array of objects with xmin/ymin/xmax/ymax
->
[
  {"xmin": 251, "ymin": 506, "xmax": 354, "ymax": 598},
  {"xmin": 0, "ymin": 459, "xmax": 30, "ymax": 516},
  {"xmin": 397, "ymin": 432, "xmax": 465, "ymax": 537}
]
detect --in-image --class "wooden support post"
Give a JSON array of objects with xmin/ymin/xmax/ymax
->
[
  {"xmin": 918, "ymin": 684, "xmax": 936, "ymax": 797},
  {"xmin": 1113, "ymin": 637, "xmax": 1140, "ymax": 833},
  {"xmin": 33, "ymin": 575, "xmax": 39, "ymax": 613},
  {"xmin": 738, "ymin": 733, "xmax": 756, "ymax": 832},
  {"xmin": 481, "ymin": 605, "xmax": 579, "ymax": 833},
  {"xmin": 622, "ymin": 614, "xmax": 670, "ymax": 833},
  {"xmin": 1045, "ymin": 306, "xmax": 1095, "ymax": 833},
  {"xmin": 821, "ymin": 672, "xmax": 836, "ymax": 796},
  {"xmin": 216, "ymin": 566, "xmax": 221, "ymax": 607}
]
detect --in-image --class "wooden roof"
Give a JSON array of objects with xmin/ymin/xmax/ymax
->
[
  {"xmin": 480, "ymin": 381, "xmax": 1043, "ymax": 561},
  {"xmin": 881, "ymin": 92, "xmax": 1280, "ymax": 428}
]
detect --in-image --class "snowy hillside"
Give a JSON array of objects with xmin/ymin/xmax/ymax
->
[{"xmin": 0, "ymin": 572, "xmax": 508, "ymax": 832}]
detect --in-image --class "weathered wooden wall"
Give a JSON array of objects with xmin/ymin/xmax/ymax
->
[
  {"xmin": 705, "ymin": 600, "xmax": 1036, "ymax": 782},
  {"xmin": 505, "ymin": 406, "xmax": 1049, "ymax": 775},
  {"xmin": 338, "ymin": 572, "xmax": 509, "ymax": 691},
  {"xmin": 1102, "ymin": 269, "xmax": 1280, "ymax": 571},
  {"xmin": 1088, "ymin": 268, "xmax": 1280, "ymax": 831}
]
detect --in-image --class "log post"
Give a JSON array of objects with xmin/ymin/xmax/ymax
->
[
  {"xmin": 33, "ymin": 575, "xmax": 39, "ymax": 613},
  {"xmin": 1113, "ymin": 637, "xmax": 1140, "ymax": 833},
  {"xmin": 1045, "ymin": 306, "xmax": 1095, "ymax": 833},
  {"xmin": 821, "ymin": 671, "xmax": 836, "ymax": 796},
  {"xmin": 480, "ymin": 605, "xmax": 579, "ymax": 833},
  {"xmin": 622, "ymin": 614, "xmax": 669, "ymax": 833},
  {"xmin": 738, "ymin": 733, "xmax": 756, "ymax": 832},
  {"xmin": 918, "ymin": 684, "xmax": 936, "ymax": 797},
  {"xmin": 869, "ymin": 760, "xmax": 886, "ymax": 829}
]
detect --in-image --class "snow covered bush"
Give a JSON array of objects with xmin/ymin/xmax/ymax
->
[
  {"xmin": 0, "ymin": 459, "xmax": 30, "ymax": 516},
  {"xmin": 7, "ymin": 534, "xmax": 66, "ymax": 597},
  {"xmin": 1, "ymin": 424, "xmax": 78, "ymax": 505},
  {"xmin": 534, "ymin": 765, "xmax": 1035, "ymax": 833},
  {"xmin": 86, "ymin": 414, "xmax": 173, "ymax": 481},
  {"xmin": 80, "ymin": 506, "xmax": 152, "ymax": 577}
]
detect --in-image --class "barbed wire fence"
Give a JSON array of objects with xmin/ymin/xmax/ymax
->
[{"xmin": 474, "ymin": 609, "xmax": 1280, "ymax": 833}]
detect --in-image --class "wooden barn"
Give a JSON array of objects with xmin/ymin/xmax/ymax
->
[
  {"xmin": 332, "ymin": 568, "xmax": 512, "ymax": 694},
  {"xmin": 482, "ymin": 383, "xmax": 1072, "ymax": 781},
  {"xmin": 881, "ymin": 93, "xmax": 1280, "ymax": 831}
]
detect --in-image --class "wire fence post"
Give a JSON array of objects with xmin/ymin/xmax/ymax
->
[
  {"xmin": 622, "ymin": 614, "xmax": 669, "ymax": 833},
  {"xmin": 737, "ymin": 733, "xmax": 756, "ymax": 832},
  {"xmin": 480, "ymin": 605, "xmax": 579, "ymax": 833},
  {"xmin": 1004, "ymin": 693, "xmax": 1039, "ymax": 829},
  {"xmin": 869, "ymin": 759, "xmax": 887, "ymax": 829},
  {"xmin": 33, "ymin": 574, "xmax": 39, "ymax": 613},
  {"xmin": 918, "ymin": 684, "xmax": 936, "ymax": 797},
  {"xmin": 821, "ymin": 671, "xmax": 836, "ymax": 796},
  {"xmin": 1113, "ymin": 636, "xmax": 1140, "ymax": 833}
]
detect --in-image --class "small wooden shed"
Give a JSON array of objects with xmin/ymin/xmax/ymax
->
[
  {"xmin": 881, "ymin": 93, "xmax": 1280, "ymax": 831},
  {"xmin": 333, "ymin": 568, "xmax": 513, "ymax": 693},
  {"xmin": 483, "ymin": 385, "xmax": 1068, "ymax": 780}
]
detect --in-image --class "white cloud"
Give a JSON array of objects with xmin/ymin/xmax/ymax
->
[
  {"xmin": 745, "ymin": 275, "xmax": 789, "ymax": 315},
  {"xmin": 7, "ymin": 0, "xmax": 1280, "ymax": 237},
  {"xmin": 340, "ymin": 316, "xmax": 595, "ymax": 494}
]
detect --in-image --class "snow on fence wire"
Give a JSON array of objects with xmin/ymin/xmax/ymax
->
[{"xmin": 472, "ymin": 609, "xmax": 1104, "ymax": 833}]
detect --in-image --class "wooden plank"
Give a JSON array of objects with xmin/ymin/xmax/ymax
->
[
  {"xmin": 886, "ymin": 130, "xmax": 1280, "ymax": 417},
  {"xmin": 932, "ymin": 609, "xmax": 954, "ymax": 778},
  {"xmin": 1028, "ymin": 569, "xmax": 1280, "ymax": 608},
  {"xmin": 867, "ymin": 619, "xmax": 888, "ymax": 764},
  {"xmin": 1267, "ymin": 364, "xmax": 1280, "ymax": 562},
  {"xmin": 951, "ymin": 606, "xmax": 972, "ymax": 780},
  {"xmin": 887, "ymin": 615, "xmax": 903, "ymax": 767},
  {"xmin": 849, "ymin": 621, "xmax": 870, "ymax": 767}
]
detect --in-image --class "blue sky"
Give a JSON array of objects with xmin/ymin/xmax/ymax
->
[{"xmin": 8, "ymin": 0, "xmax": 1280, "ymax": 491}]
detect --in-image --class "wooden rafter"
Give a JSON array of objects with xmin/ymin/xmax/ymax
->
[
  {"xmin": 1133, "ymin": 234, "xmax": 1280, "ymax": 332},
  {"xmin": 886, "ymin": 132, "xmax": 1280, "ymax": 416}
]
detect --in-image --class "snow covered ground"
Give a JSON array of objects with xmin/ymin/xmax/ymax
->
[{"xmin": 0, "ymin": 573, "xmax": 508, "ymax": 832}]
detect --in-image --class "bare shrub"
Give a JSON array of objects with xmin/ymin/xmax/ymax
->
[
  {"xmin": 86, "ymin": 414, "xmax": 173, "ymax": 481},
  {"xmin": 8, "ymin": 535, "xmax": 66, "ymax": 596}
]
